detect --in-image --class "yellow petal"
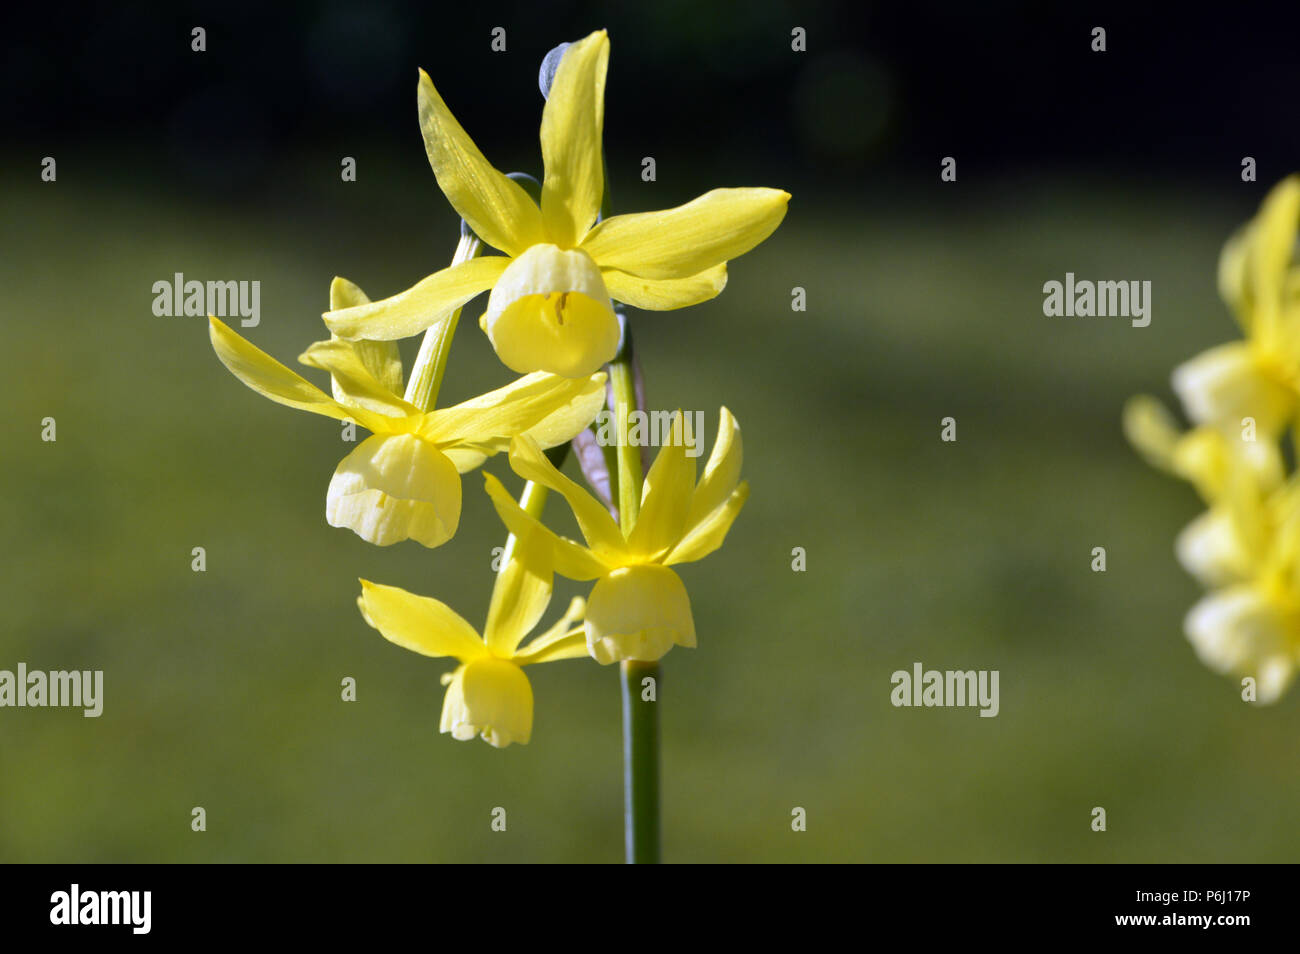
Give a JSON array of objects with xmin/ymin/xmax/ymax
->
[
  {"xmin": 417, "ymin": 69, "xmax": 545, "ymax": 256},
  {"xmin": 323, "ymin": 256, "xmax": 510, "ymax": 341},
  {"xmin": 441, "ymin": 445, "xmax": 492, "ymax": 474},
  {"xmin": 509, "ymin": 435, "xmax": 627, "ymax": 561},
  {"xmin": 483, "ymin": 473, "xmax": 611, "ymax": 581},
  {"xmin": 514, "ymin": 630, "xmax": 589, "ymax": 665},
  {"xmin": 209, "ymin": 317, "xmax": 390, "ymax": 432},
  {"xmin": 358, "ymin": 580, "xmax": 486, "ymax": 661},
  {"xmin": 484, "ymin": 528, "xmax": 555, "ymax": 657},
  {"xmin": 329, "ymin": 277, "xmax": 404, "ymax": 394},
  {"xmin": 1175, "ymin": 507, "xmax": 1255, "ymax": 588},
  {"xmin": 1217, "ymin": 226, "xmax": 1250, "ymax": 326},
  {"xmin": 686, "ymin": 407, "xmax": 742, "ymax": 528},
  {"xmin": 539, "ymin": 31, "xmax": 609, "ymax": 247},
  {"xmin": 665, "ymin": 481, "xmax": 749, "ymax": 566},
  {"xmin": 327, "ymin": 434, "xmax": 462, "ymax": 547},
  {"xmin": 1184, "ymin": 585, "xmax": 1296, "ymax": 703},
  {"xmin": 1122, "ymin": 395, "xmax": 1181, "ymax": 473},
  {"xmin": 517, "ymin": 375, "xmax": 609, "ymax": 449},
  {"xmin": 1250, "ymin": 176, "xmax": 1300, "ymax": 306},
  {"xmin": 299, "ymin": 338, "xmax": 420, "ymax": 420},
  {"xmin": 482, "ymin": 244, "xmax": 620, "ymax": 377},
  {"xmin": 628, "ymin": 413, "xmax": 696, "ymax": 558},
  {"xmin": 421, "ymin": 370, "xmax": 605, "ymax": 453},
  {"xmin": 584, "ymin": 565, "xmax": 696, "ymax": 665},
  {"xmin": 602, "ymin": 264, "xmax": 728, "ymax": 311},
  {"xmin": 513, "ymin": 597, "xmax": 588, "ymax": 664},
  {"xmin": 580, "ymin": 187, "xmax": 790, "ymax": 280},
  {"xmin": 442, "ymin": 657, "xmax": 535, "ymax": 746},
  {"xmin": 1171, "ymin": 341, "xmax": 1293, "ymax": 434}
]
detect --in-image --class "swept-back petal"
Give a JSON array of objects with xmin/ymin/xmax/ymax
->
[
  {"xmin": 484, "ymin": 528, "xmax": 555, "ymax": 657},
  {"xmin": 539, "ymin": 30, "xmax": 609, "ymax": 247},
  {"xmin": 483, "ymin": 473, "xmax": 610, "ymax": 580},
  {"xmin": 508, "ymin": 435, "xmax": 627, "ymax": 559},
  {"xmin": 358, "ymin": 579, "xmax": 487, "ymax": 661},
  {"xmin": 513, "ymin": 597, "xmax": 588, "ymax": 664},
  {"xmin": 1250, "ymin": 176, "xmax": 1300, "ymax": 308},
  {"xmin": 299, "ymin": 338, "xmax": 420, "ymax": 421},
  {"xmin": 418, "ymin": 69, "xmax": 545, "ymax": 256},
  {"xmin": 627, "ymin": 413, "xmax": 696, "ymax": 558},
  {"xmin": 514, "ymin": 629, "xmax": 588, "ymax": 665},
  {"xmin": 328, "ymin": 277, "xmax": 404, "ymax": 394},
  {"xmin": 664, "ymin": 481, "xmax": 749, "ymax": 566},
  {"xmin": 420, "ymin": 370, "xmax": 605, "ymax": 450},
  {"xmin": 323, "ymin": 256, "xmax": 510, "ymax": 341},
  {"xmin": 603, "ymin": 264, "xmax": 727, "ymax": 311},
  {"xmin": 209, "ymin": 317, "xmax": 389, "ymax": 432},
  {"xmin": 686, "ymin": 407, "xmax": 742, "ymax": 528},
  {"xmin": 580, "ymin": 187, "xmax": 790, "ymax": 280},
  {"xmin": 1121, "ymin": 395, "xmax": 1181, "ymax": 473}
]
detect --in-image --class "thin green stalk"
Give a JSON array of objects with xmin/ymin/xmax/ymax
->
[
  {"xmin": 621, "ymin": 659, "xmax": 659, "ymax": 863},
  {"xmin": 610, "ymin": 321, "xmax": 659, "ymax": 863},
  {"xmin": 609, "ymin": 347, "xmax": 644, "ymax": 535},
  {"xmin": 404, "ymin": 231, "xmax": 481, "ymax": 411}
]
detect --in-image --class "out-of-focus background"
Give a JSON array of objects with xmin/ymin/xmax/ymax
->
[{"xmin": 3, "ymin": 2, "xmax": 1299, "ymax": 862}]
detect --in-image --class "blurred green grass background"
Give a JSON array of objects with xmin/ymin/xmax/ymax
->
[{"xmin": 2, "ymin": 158, "xmax": 1296, "ymax": 862}]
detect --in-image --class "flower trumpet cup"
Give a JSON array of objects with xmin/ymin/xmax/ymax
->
[
  {"xmin": 321, "ymin": 30, "xmax": 790, "ymax": 378},
  {"xmin": 485, "ymin": 408, "xmax": 747, "ymax": 663},
  {"xmin": 209, "ymin": 315, "xmax": 605, "ymax": 548},
  {"xmin": 358, "ymin": 529, "xmax": 589, "ymax": 747}
]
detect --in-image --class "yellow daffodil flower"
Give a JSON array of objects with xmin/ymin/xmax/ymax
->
[
  {"xmin": 1171, "ymin": 176, "xmax": 1300, "ymax": 437},
  {"xmin": 321, "ymin": 29, "xmax": 790, "ymax": 378},
  {"xmin": 358, "ymin": 529, "xmax": 589, "ymax": 746},
  {"xmin": 1125, "ymin": 395, "xmax": 1281, "ymax": 585},
  {"xmin": 209, "ymin": 308, "xmax": 604, "ymax": 548},
  {"xmin": 1125, "ymin": 395, "xmax": 1300, "ymax": 701},
  {"xmin": 1184, "ymin": 477, "xmax": 1300, "ymax": 704},
  {"xmin": 484, "ymin": 409, "xmax": 747, "ymax": 664}
]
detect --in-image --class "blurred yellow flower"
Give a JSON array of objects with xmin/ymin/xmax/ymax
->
[
  {"xmin": 485, "ymin": 409, "xmax": 747, "ymax": 663},
  {"xmin": 1172, "ymin": 176, "xmax": 1300, "ymax": 437},
  {"xmin": 1125, "ymin": 395, "xmax": 1300, "ymax": 701},
  {"xmin": 322, "ymin": 29, "xmax": 790, "ymax": 378},
  {"xmin": 209, "ymin": 305, "xmax": 604, "ymax": 548},
  {"xmin": 358, "ymin": 529, "xmax": 588, "ymax": 746}
]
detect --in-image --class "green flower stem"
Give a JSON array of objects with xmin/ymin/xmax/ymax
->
[
  {"xmin": 609, "ymin": 335, "xmax": 644, "ymax": 536},
  {"xmin": 610, "ymin": 321, "xmax": 660, "ymax": 864},
  {"xmin": 404, "ymin": 230, "xmax": 481, "ymax": 411},
  {"xmin": 621, "ymin": 659, "xmax": 660, "ymax": 863}
]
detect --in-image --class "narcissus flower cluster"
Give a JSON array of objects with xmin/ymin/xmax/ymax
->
[
  {"xmin": 1126, "ymin": 176, "xmax": 1300, "ymax": 703},
  {"xmin": 210, "ymin": 29, "xmax": 787, "ymax": 745}
]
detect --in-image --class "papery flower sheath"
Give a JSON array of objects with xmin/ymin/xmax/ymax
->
[
  {"xmin": 322, "ymin": 29, "xmax": 790, "ymax": 378},
  {"xmin": 485, "ymin": 409, "xmax": 747, "ymax": 664},
  {"xmin": 358, "ymin": 529, "xmax": 588, "ymax": 746},
  {"xmin": 209, "ymin": 302, "xmax": 604, "ymax": 548}
]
